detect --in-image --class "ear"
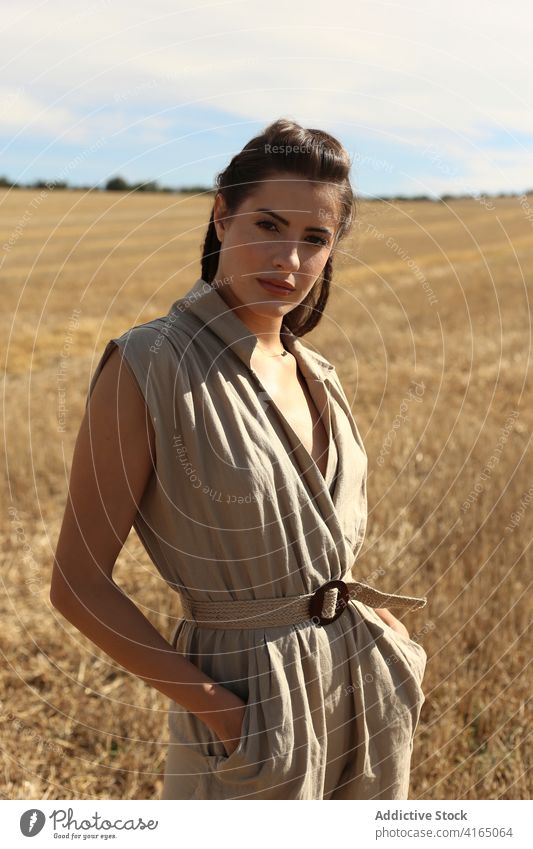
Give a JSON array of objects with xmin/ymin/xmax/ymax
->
[{"xmin": 213, "ymin": 192, "xmax": 228, "ymax": 242}]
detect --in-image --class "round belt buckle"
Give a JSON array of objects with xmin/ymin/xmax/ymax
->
[{"xmin": 309, "ymin": 579, "xmax": 350, "ymax": 627}]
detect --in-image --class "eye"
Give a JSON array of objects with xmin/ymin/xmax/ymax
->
[
  {"xmin": 255, "ymin": 220, "xmax": 329, "ymax": 247},
  {"xmin": 255, "ymin": 219, "xmax": 278, "ymax": 232}
]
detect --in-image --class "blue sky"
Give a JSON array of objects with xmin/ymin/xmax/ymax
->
[{"xmin": 1, "ymin": 0, "xmax": 531, "ymax": 197}]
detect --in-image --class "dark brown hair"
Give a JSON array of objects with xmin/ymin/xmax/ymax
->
[{"xmin": 200, "ymin": 118, "xmax": 356, "ymax": 336}]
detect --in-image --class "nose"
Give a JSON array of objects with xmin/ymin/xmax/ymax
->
[{"xmin": 271, "ymin": 240, "xmax": 301, "ymax": 272}]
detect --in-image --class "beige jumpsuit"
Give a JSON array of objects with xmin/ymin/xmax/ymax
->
[{"xmin": 87, "ymin": 276, "xmax": 428, "ymax": 800}]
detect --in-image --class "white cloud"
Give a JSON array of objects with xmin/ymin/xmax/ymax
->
[
  {"xmin": 1, "ymin": 0, "xmax": 531, "ymax": 190},
  {"xmin": 0, "ymin": 86, "xmax": 77, "ymax": 137}
]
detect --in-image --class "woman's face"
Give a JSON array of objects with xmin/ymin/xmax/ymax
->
[{"xmin": 212, "ymin": 172, "xmax": 341, "ymax": 322}]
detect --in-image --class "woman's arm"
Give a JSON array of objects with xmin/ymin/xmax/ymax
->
[{"xmin": 50, "ymin": 345, "xmax": 244, "ymax": 755}]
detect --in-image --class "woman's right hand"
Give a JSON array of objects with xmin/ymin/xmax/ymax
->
[
  {"xmin": 217, "ymin": 699, "xmax": 247, "ymax": 757},
  {"xmin": 198, "ymin": 684, "xmax": 248, "ymax": 757}
]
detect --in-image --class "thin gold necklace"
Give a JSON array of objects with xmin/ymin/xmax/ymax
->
[{"xmin": 255, "ymin": 341, "xmax": 289, "ymax": 358}]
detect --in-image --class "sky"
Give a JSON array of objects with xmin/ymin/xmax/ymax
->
[{"xmin": 1, "ymin": 0, "xmax": 532, "ymax": 198}]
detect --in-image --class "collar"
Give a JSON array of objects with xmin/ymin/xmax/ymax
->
[{"xmin": 169, "ymin": 276, "xmax": 335, "ymax": 381}]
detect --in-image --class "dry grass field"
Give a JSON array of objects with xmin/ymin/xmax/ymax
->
[{"xmin": 1, "ymin": 188, "xmax": 531, "ymax": 800}]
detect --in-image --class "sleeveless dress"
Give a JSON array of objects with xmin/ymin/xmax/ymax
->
[{"xmin": 86, "ymin": 275, "xmax": 428, "ymax": 800}]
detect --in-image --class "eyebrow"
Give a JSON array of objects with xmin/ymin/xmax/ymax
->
[{"xmin": 254, "ymin": 208, "xmax": 334, "ymax": 236}]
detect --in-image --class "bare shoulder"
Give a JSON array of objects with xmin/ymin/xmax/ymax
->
[{"xmin": 50, "ymin": 344, "xmax": 156, "ymax": 603}]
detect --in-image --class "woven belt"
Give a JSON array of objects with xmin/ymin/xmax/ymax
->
[{"xmin": 178, "ymin": 578, "xmax": 427, "ymax": 630}]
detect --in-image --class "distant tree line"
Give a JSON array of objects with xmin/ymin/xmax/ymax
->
[
  {"xmin": 104, "ymin": 175, "xmax": 214, "ymax": 194},
  {"xmin": 0, "ymin": 173, "xmax": 531, "ymax": 202},
  {"xmin": 0, "ymin": 174, "xmax": 215, "ymax": 195}
]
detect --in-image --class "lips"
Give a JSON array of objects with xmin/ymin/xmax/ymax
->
[{"xmin": 256, "ymin": 277, "xmax": 295, "ymax": 292}]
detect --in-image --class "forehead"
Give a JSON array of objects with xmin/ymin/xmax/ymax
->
[{"xmin": 242, "ymin": 174, "xmax": 340, "ymax": 219}]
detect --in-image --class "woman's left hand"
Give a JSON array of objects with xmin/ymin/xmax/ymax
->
[{"xmin": 374, "ymin": 607, "xmax": 410, "ymax": 640}]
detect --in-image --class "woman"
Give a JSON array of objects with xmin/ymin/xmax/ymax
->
[{"xmin": 50, "ymin": 118, "xmax": 428, "ymax": 800}]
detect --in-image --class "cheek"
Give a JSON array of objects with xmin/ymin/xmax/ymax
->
[
  {"xmin": 223, "ymin": 240, "xmax": 264, "ymax": 272},
  {"xmin": 302, "ymin": 249, "xmax": 331, "ymax": 275},
  {"xmin": 231, "ymin": 225, "xmax": 261, "ymax": 251},
  {"xmin": 241, "ymin": 239, "xmax": 271, "ymax": 264}
]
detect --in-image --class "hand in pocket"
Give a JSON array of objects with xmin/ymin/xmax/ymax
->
[
  {"xmin": 374, "ymin": 607, "xmax": 410, "ymax": 641},
  {"xmin": 218, "ymin": 699, "xmax": 247, "ymax": 758}
]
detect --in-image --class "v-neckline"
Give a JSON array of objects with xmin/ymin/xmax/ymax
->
[{"xmin": 248, "ymin": 363, "xmax": 338, "ymax": 501}]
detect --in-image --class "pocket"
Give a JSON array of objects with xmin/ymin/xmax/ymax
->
[
  {"xmin": 214, "ymin": 697, "xmax": 253, "ymax": 767},
  {"xmin": 380, "ymin": 619, "xmax": 428, "ymax": 692},
  {"xmin": 211, "ymin": 635, "xmax": 308, "ymax": 800},
  {"xmin": 167, "ymin": 701, "xmax": 225, "ymax": 761},
  {"xmin": 211, "ymin": 678, "xmax": 275, "ymax": 797},
  {"xmin": 354, "ymin": 602, "xmax": 428, "ymax": 692},
  {"xmin": 382, "ymin": 618, "xmax": 425, "ymax": 652}
]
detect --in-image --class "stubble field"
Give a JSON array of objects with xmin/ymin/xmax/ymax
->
[{"xmin": 1, "ymin": 188, "xmax": 531, "ymax": 799}]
